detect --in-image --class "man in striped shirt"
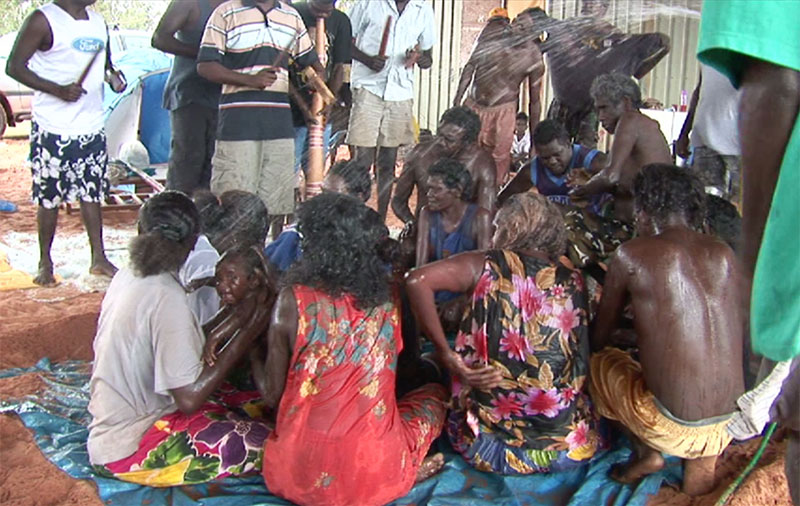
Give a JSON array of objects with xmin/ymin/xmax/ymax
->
[{"xmin": 198, "ymin": 0, "xmax": 323, "ymax": 235}]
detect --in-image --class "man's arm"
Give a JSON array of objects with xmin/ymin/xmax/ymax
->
[
  {"xmin": 472, "ymin": 153, "xmax": 497, "ymax": 213},
  {"xmin": 391, "ymin": 156, "xmax": 419, "ymax": 225},
  {"xmin": 6, "ymin": 11, "xmax": 84, "ymax": 102},
  {"xmin": 676, "ymin": 74, "xmax": 702, "ymax": 159},
  {"xmin": 263, "ymin": 287, "xmax": 297, "ymax": 410},
  {"xmin": 475, "ymin": 208, "xmax": 491, "ymax": 250},
  {"xmin": 351, "ymin": 40, "xmax": 386, "ymax": 72},
  {"xmin": 197, "ymin": 62, "xmax": 275, "ymax": 88},
  {"xmin": 151, "ymin": 0, "xmax": 200, "ymax": 58},
  {"xmin": 415, "ymin": 206, "xmax": 431, "ymax": 267},
  {"xmin": 527, "ymin": 49, "xmax": 545, "ymax": 136},
  {"xmin": 738, "ymin": 59, "xmax": 800, "ymax": 277},
  {"xmin": 453, "ymin": 61, "xmax": 475, "ymax": 107},
  {"xmin": 571, "ymin": 113, "xmax": 638, "ymax": 197},
  {"xmin": 587, "ymin": 151, "xmax": 608, "ymax": 173},
  {"xmin": 591, "ymin": 246, "xmax": 632, "ymax": 351},
  {"xmin": 497, "ymin": 163, "xmax": 533, "ymax": 206}
]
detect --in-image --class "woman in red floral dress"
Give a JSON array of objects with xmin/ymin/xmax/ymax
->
[
  {"xmin": 261, "ymin": 193, "xmax": 449, "ymax": 506},
  {"xmin": 407, "ymin": 192, "xmax": 605, "ymax": 474}
]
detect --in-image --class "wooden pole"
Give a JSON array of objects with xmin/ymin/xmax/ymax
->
[
  {"xmin": 305, "ymin": 17, "xmax": 327, "ymax": 199},
  {"xmin": 76, "ymin": 49, "xmax": 102, "ymax": 86},
  {"xmin": 378, "ymin": 16, "xmax": 392, "ymax": 57}
]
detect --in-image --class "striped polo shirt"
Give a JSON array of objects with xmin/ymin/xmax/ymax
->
[{"xmin": 198, "ymin": 0, "xmax": 318, "ymax": 141}]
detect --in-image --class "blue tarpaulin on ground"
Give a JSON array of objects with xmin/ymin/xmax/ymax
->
[{"xmin": 0, "ymin": 359, "xmax": 682, "ymax": 505}]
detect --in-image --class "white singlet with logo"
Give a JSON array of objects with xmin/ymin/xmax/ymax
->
[{"xmin": 29, "ymin": 3, "xmax": 107, "ymax": 136}]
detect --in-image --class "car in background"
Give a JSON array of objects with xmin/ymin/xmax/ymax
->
[{"xmin": 0, "ymin": 28, "xmax": 152, "ymax": 137}]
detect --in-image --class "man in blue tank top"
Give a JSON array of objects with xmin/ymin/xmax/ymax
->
[
  {"xmin": 152, "ymin": 0, "xmax": 226, "ymax": 195},
  {"xmin": 499, "ymin": 119, "xmax": 607, "ymax": 213}
]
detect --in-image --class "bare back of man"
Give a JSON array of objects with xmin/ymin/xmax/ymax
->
[
  {"xmin": 617, "ymin": 229, "xmax": 744, "ymax": 420},
  {"xmin": 468, "ymin": 39, "xmax": 540, "ymax": 108}
]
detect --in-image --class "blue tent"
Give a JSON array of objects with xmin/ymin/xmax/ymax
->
[{"xmin": 104, "ymin": 48, "xmax": 173, "ymax": 165}]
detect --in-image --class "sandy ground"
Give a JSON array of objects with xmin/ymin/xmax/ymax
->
[{"xmin": 0, "ymin": 133, "xmax": 792, "ymax": 505}]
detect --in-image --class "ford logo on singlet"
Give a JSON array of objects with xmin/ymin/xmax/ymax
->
[{"xmin": 72, "ymin": 37, "xmax": 104, "ymax": 53}]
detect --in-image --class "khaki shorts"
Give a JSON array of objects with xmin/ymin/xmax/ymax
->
[
  {"xmin": 346, "ymin": 87, "xmax": 415, "ymax": 148},
  {"xmin": 210, "ymin": 138, "xmax": 295, "ymax": 215}
]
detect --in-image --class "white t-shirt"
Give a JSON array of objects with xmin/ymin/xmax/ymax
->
[
  {"xmin": 87, "ymin": 268, "xmax": 205, "ymax": 465},
  {"xmin": 349, "ymin": 0, "xmax": 436, "ymax": 101},
  {"xmin": 179, "ymin": 235, "xmax": 221, "ymax": 326},
  {"xmin": 512, "ymin": 131, "xmax": 531, "ymax": 158},
  {"xmin": 690, "ymin": 63, "xmax": 741, "ymax": 156},
  {"xmin": 29, "ymin": 3, "xmax": 107, "ymax": 136}
]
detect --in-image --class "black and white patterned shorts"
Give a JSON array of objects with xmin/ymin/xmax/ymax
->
[{"xmin": 29, "ymin": 122, "xmax": 109, "ymax": 209}]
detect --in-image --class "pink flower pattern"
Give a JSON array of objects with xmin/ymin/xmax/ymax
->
[
  {"xmin": 520, "ymin": 388, "xmax": 563, "ymax": 418},
  {"xmin": 490, "ymin": 392, "xmax": 524, "ymax": 420},
  {"xmin": 565, "ymin": 420, "xmax": 590, "ymax": 450},
  {"xmin": 499, "ymin": 328, "xmax": 530, "ymax": 362},
  {"xmin": 547, "ymin": 298, "xmax": 581, "ymax": 340}
]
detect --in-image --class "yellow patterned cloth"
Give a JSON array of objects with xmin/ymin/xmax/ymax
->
[{"xmin": 590, "ymin": 348, "xmax": 733, "ymax": 459}]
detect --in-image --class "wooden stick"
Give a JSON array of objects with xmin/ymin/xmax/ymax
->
[
  {"xmin": 76, "ymin": 49, "xmax": 102, "ymax": 86},
  {"xmin": 306, "ymin": 16, "xmax": 327, "ymax": 199},
  {"xmin": 378, "ymin": 16, "xmax": 392, "ymax": 57}
]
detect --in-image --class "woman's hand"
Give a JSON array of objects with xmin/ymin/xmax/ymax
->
[{"xmin": 438, "ymin": 349, "xmax": 502, "ymax": 391}]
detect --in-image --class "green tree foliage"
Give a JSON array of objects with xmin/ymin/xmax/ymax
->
[{"xmin": 0, "ymin": 0, "xmax": 168, "ymax": 36}]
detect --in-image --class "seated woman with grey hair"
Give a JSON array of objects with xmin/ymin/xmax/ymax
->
[{"xmin": 406, "ymin": 191, "xmax": 605, "ymax": 474}]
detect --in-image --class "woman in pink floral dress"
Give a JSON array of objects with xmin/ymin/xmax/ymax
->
[{"xmin": 407, "ymin": 192, "xmax": 605, "ymax": 474}]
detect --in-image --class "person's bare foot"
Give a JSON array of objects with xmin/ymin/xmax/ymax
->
[
  {"xmin": 415, "ymin": 453, "xmax": 445, "ymax": 483},
  {"xmin": 89, "ymin": 257, "xmax": 117, "ymax": 278},
  {"xmin": 33, "ymin": 262, "xmax": 58, "ymax": 287},
  {"xmin": 610, "ymin": 451, "xmax": 665, "ymax": 484}
]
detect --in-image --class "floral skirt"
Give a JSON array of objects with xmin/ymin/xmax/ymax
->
[
  {"xmin": 94, "ymin": 388, "xmax": 271, "ymax": 487},
  {"xmin": 447, "ymin": 410, "xmax": 601, "ymax": 475}
]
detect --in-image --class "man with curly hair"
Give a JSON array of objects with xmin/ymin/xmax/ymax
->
[
  {"xmin": 392, "ymin": 106, "xmax": 497, "ymax": 238},
  {"xmin": 570, "ymin": 73, "xmax": 671, "ymax": 224}
]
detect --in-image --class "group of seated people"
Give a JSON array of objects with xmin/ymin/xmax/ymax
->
[{"xmin": 86, "ymin": 71, "xmax": 751, "ymax": 506}]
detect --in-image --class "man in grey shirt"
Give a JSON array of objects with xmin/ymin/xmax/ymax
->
[{"xmin": 152, "ymin": 0, "xmax": 225, "ymax": 194}]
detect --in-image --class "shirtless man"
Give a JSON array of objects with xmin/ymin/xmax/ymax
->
[
  {"xmin": 392, "ymin": 106, "xmax": 496, "ymax": 233},
  {"xmin": 453, "ymin": 11, "xmax": 544, "ymax": 185},
  {"xmin": 590, "ymin": 164, "xmax": 745, "ymax": 496},
  {"xmin": 570, "ymin": 73, "xmax": 671, "ymax": 223}
]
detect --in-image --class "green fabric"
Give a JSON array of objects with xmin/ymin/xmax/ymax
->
[{"xmin": 697, "ymin": 0, "xmax": 800, "ymax": 361}]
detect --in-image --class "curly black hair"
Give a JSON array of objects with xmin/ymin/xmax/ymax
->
[
  {"xmin": 705, "ymin": 194, "xmax": 741, "ymax": 252},
  {"xmin": 634, "ymin": 164, "xmax": 706, "ymax": 231},
  {"xmin": 532, "ymin": 119, "xmax": 570, "ymax": 146},
  {"xmin": 130, "ymin": 191, "xmax": 199, "ymax": 277},
  {"xmin": 328, "ymin": 160, "xmax": 372, "ymax": 202},
  {"xmin": 439, "ymin": 106, "xmax": 481, "ymax": 144},
  {"xmin": 284, "ymin": 193, "xmax": 391, "ymax": 309},
  {"xmin": 427, "ymin": 158, "xmax": 472, "ymax": 201}
]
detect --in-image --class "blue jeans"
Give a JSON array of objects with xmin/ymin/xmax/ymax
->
[{"xmin": 294, "ymin": 123, "xmax": 333, "ymax": 174}]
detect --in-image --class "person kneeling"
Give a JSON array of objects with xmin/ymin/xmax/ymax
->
[{"xmin": 589, "ymin": 164, "xmax": 745, "ymax": 495}]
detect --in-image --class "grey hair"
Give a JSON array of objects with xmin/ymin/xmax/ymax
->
[{"xmin": 590, "ymin": 73, "xmax": 642, "ymax": 108}]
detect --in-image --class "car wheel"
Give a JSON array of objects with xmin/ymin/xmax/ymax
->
[{"xmin": 0, "ymin": 106, "xmax": 7, "ymax": 138}]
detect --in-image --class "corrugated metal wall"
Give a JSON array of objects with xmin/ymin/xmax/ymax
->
[
  {"xmin": 412, "ymin": 0, "xmax": 463, "ymax": 131},
  {"xmin": 540, "ymin": 0, "xmax": 702, "ymax": 113}
]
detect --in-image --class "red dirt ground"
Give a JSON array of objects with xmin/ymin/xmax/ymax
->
[{"xmin": 0, "ymin": 136, "xmax": 791, "ymax": 505}]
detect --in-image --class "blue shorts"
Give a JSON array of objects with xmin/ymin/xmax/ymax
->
[{"xmin": 29, "ymin": 122, "xmax": 108, "ymax": 209}]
